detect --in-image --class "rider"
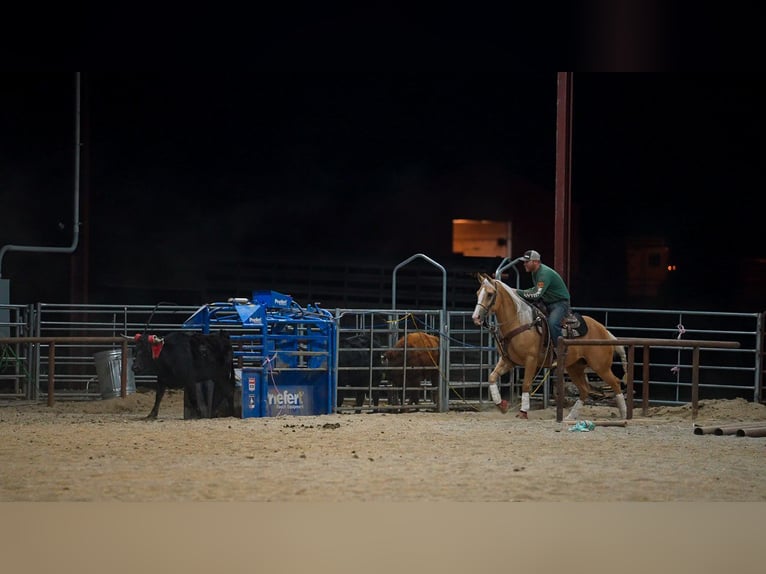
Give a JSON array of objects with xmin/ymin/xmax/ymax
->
[{"xmin": 518, "ymin": 249, "xmax": 571, "ymax": 362}]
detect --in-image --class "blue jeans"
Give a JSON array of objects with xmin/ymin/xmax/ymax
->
[{"xmin": 547, "ymin": 300, "xmax": 571, "ymax": 352}]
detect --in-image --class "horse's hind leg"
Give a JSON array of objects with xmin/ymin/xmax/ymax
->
[
  {"xmin": 563, "ymin": 363, "xmax": 592, "ymax": 421},
  {"xmin": 579, "ymin": 345, "xmax": 627, "ymax": 419},
  {"xmin": 591, "ymin": 364, "xmax": 627, "ymax": 419}
]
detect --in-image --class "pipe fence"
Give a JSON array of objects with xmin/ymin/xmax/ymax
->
[
  {"xmin": 554, "ymin": 337, "xmax": 742, "ymax": 422},
  {"xmin": 0, "ymin": 302, "xmax": 761, "ymax": 412}
]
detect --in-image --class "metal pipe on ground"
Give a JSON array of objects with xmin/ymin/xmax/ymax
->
[
  {"xmin": 736, "ymin": 427, "xmax": 766, "ymax": 437},
  {"xmin": 693, "ymin": 422, "xmax": 766, "ymax": 435}
]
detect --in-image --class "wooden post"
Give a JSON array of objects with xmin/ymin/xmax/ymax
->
[
  {"xmin": 564, "ymin": 420, "xmax": 627, "ymax": 427},
  {"xmin": 625, "ymin": 344, "xmax": 635, "ymax": 419},
  {"xmin": 554, "ymin": 72, "xmax": 574, "ymax": 284},
  {"xmin": 691, "ymin": 347, "xmax": 700, "ymax": 419},
  {"xmin": 120, "ymin": 340, "xmax": 128, "ymax": 399},
  {"xmin": 555, "ymin": 336, "xmax": 566, "ymax": 422},
  {"xmin": 642, "ymin": 345, "xmax": 650, "ymax": 416}
]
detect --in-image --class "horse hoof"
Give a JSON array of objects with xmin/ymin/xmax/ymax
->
[
  {"xmin": 516, "ymin": 410, "xmax": 528, "ymax": 419},
  {"xmin": 498, "ymin": 399, "xmax": 509, "ymax": 414}
]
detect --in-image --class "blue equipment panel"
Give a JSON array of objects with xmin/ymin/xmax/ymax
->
[
  {"xmin": 183, "ymin": 292, "xmax": 336, "ymax": 418},
  {"xmin": 241, "ymin": 367, "xmax": 332, "ymax": 418}
]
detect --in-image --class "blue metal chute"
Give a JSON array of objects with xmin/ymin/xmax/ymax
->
[
  {"xmin": 231, "ymin": 301, "xmax": 264, "ymax": 326},
  {"xmin": 180, "ymin": 292, "xmax": 336, "ymax": 418},
  {"xmin": 251, "ymin": 290, "xmax": 294, "ymax": 310},
  {"xmin": 182, "ymin": 300, "xmax": 265, "ymax": 332},
  {"xmin": 181, "ymin": 304, "xmax": 211, "ymax": 331}
]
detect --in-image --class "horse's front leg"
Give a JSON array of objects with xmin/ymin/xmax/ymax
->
[{"xmin": 488, "ymin": 358, "xmax": 512, "ymax": 413}]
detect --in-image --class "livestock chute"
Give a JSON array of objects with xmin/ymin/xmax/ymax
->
[{"xmin": 183, "ymin": 291, "xmax": 336, "ymax": 417}]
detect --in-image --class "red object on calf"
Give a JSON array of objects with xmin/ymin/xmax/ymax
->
[{"xmin": 150, "ymin": 339, "xmax": 164, "ymax": 359}]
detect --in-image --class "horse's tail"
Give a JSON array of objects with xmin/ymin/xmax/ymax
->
[{"xmin": 607, "ymin": 330, "xmax": 628, "ymax": 382}]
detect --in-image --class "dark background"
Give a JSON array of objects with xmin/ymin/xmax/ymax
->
[{"xmin": 1, "ymin": 72, "xmax": 763, "ymax": 312}]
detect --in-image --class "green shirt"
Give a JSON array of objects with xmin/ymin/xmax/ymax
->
[{"xmin": 520, "ymin": 263, "xmax": 570, "ymax": 304}]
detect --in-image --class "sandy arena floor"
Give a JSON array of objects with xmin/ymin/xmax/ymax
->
[{"xmin": 1, "ymin": 391, "xmax": 764, "ymax": 501}]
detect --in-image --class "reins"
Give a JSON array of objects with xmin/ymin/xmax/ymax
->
[
  {"xmin": 488, "ymin": 318, "xmax": 541, "ymax": 362},
  {"xmin": 481, "ymin": 279, "xmax": 553, "ymax": 366}
]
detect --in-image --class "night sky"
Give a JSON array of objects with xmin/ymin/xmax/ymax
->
[{"xmin": 1, "ymin": 72, "xmax": 762, "ymax": 312}]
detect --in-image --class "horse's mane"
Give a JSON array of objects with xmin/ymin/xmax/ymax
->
[{"xmin": 491, "ymin": 278, "xmax": 536, "ymax": 325}]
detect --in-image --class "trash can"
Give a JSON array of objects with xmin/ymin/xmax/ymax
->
[{"xmin": 94, "ymin": 349, "xmax": 136, "ymax": 399}]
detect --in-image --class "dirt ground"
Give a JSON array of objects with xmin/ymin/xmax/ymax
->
[{"xmin": 1, "ymin": 390, "xmax": 764, "ymax": 501}]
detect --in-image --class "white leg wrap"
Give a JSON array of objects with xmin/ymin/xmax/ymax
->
[
  {"xmin": 565, "ymin": 399, "xmax": 583, "ymax": 421},
  {"xmin": 521, "ymin": 392, "xmax": 530, "ymax": 413},
  {"xmin": 615, "ymin": 393, "xmax": 627, "ymax": 419},
  {"xmin": 489, "ymin": 383, "xmax": 502, "ymax": 405}
]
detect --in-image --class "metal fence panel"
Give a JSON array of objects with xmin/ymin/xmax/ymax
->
[{"xmin": 0, "ymin": 302, "xmax": 760, "ymax": 408}]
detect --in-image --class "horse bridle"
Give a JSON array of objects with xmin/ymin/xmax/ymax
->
[
  {"xmin": 475, "ymin": 282, "xmax": 497, "ymax": 327},
  {"xmin": 478, "ymin": 279, "xmax": 542, "ymax": 362}
]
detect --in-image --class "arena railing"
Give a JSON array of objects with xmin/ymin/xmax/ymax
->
[{"xmin": 0, "ymin": 302, "xmax": 760, "ymax": 410}]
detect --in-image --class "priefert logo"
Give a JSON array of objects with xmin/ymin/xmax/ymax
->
[{"xmin": 267, "ymin": 389, "xmax": 304, "ymax": 406}]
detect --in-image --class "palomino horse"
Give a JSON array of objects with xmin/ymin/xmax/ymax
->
[{"xmin": 472, "ymin": 273, "xmax": 627, "ymax": 420}]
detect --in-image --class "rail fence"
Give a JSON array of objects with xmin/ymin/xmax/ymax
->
[
  {"xmin": 0, "ymin": 301, "xmax": 762, "ymax": 411},
  {"xmin": 555, "ymin": 337, "xmax": 742, "ymax": 422}
]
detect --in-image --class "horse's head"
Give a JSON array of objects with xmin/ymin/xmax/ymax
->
[{"xmin": 472, "ymin": 273, "xmax": 497, "ymax": 326}]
